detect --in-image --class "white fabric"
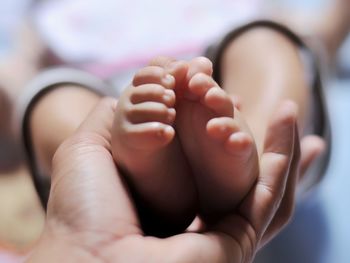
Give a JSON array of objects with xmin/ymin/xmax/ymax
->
[{"xmin": 34, "ymin": 0, "xmax": 262, "ymax": 68}]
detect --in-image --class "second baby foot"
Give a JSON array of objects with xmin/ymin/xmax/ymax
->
[{"xmin": 176, "ymin": 71, "xmax": 259, "ymax": 221}]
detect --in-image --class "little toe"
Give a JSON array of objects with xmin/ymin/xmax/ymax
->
[
  {"xmin": 124, "ymin": 122, "xmax": 175, "ymax": 150},
  {"xmin": 207, "ymin": 117, "xmax": 239, "ymax": 141},
  {"xmin": 204, "ymin": 87, "xmax": 234, "ymax": 117},
  {"xmin": 127, "ymin": 102, "xmax": 176, "ymax": 125},
  {"xmin": 133, "ymin": 66, "xmax": 175, "ymax": 89},
  {"xmin": 130, "ymin": 84, "xmax": 175, "ymax": 107}
]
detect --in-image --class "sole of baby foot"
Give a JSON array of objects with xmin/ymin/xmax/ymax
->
[
  {"xmin": 112, "ymin": 66, "xmax": 197, "ymax": 236},
  {"xmin": 176, "ymin": 72, "xmax": 259, "ymax": 222}
]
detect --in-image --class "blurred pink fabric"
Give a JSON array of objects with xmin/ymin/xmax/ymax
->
[{"xmin": 34, "ymin": 0, "xmax": 263, "ymax": 77}]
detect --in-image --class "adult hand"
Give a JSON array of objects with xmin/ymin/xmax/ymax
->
[{"xmin": 28, "ymin": 97, "xmax": 300, "ymax": 263}]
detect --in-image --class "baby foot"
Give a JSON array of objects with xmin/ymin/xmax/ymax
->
[
  {"xmin": 176, "ymin": 70, "xmax": 259, "ymax": 221},
  {"xmin": 112, "ymin": 65, "xmax": 196, "ymax": 236}
]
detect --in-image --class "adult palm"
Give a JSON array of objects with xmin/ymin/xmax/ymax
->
[{"xmin": 30, "ymin": 97, "xmax": 300, "ymax": 263}]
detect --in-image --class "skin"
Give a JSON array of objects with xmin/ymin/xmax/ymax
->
[
  {"xmin": 113, "ymin": 57, "xmax": 258, "ymax": 235},
  {"xmin": 174, "ymin": 59, "xmax": 258, "ymax": 220},
  {"xmin": 318, "ymin": 0, "xmax": 350, "ymax": 60},
  {"xmin": 218, "ymin": 28, "xmax": 326, "ymax": 182},
  {"xmin": 112, "ymin": 62, "xmax": 197, "ymax": 236},
  {"xmin": 28, "ymin": 97, "xmax": 301, "ymax": 263},
  {"xmin": 278, "ymin": 0, "xmax": 350, "ymax": 62},
  {"xmin": 28, "ymin": 28, "xmax": 326, "ymax": 243}
]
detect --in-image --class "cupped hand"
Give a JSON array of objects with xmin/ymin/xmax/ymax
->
[{"xmin": 29, "ymin": 95, "xmax": 301, "ymax": 263}]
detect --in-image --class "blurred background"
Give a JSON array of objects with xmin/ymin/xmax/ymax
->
[{"xmin": 0, "ymin": 0, "xmax": 349, "ymax": 262}]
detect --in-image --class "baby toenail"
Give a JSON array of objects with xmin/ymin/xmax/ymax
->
[
  {"xmin": 164, "ymin": 126, "xmax": 173, "ymax": 135},
  {"xmin": 164, "ymin": 74, "xmax": 175, "ymax": 87},
  {"xmin": 164, "ymin": 89, "xmax": 174, "ymax": 96},
  {"xmin": 163, "ymin": 89, "xmax": 174, "ymax": 102}
]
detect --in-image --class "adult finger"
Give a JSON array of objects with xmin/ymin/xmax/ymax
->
[
  {"xmin": 237, "ymin": 101, "xmax": 297, "ymax": 240},
  {"xmin": 260, "ymin": 123, "xmax": 301, "ymax": 247},
  {"xmin": 198, "ymin": 101, "xmax": 297, "ymax": 262},
  {"xmin": 299, "ymin": 135, "xmax": 326, "ymax": 178}
]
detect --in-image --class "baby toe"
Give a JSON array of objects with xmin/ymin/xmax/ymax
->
[
  {"xmin": 127, "ymin": 102, "xmax": 176, "ymax": 125},
  {"xmin": 125, "ymin": 122, "xmax": 175, "ymax": 149},
  {"xmin": 204, "ymin": 87, "xmax": 234, "ymax": 117},
  {"xmin": 188, "ymin": 56, "xmax": 213, "ymax": 78},
  {"xmin": 133, "ymin": 66, "xmax": 175, "ymax": 89},
  {"xmin": 206, "ymin": 117, "xmax": 239, "ymax": 141},
  {"xmin": 187, "ymin": 73, "xmax": 218, "ymax": 100},
  {"xmin": 130, "ymin": 84, "xmax": 175, "ymax": 107},
  {"xmin": 225, "ymin": 131, "xmax": 255, "ymax": 156}
]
